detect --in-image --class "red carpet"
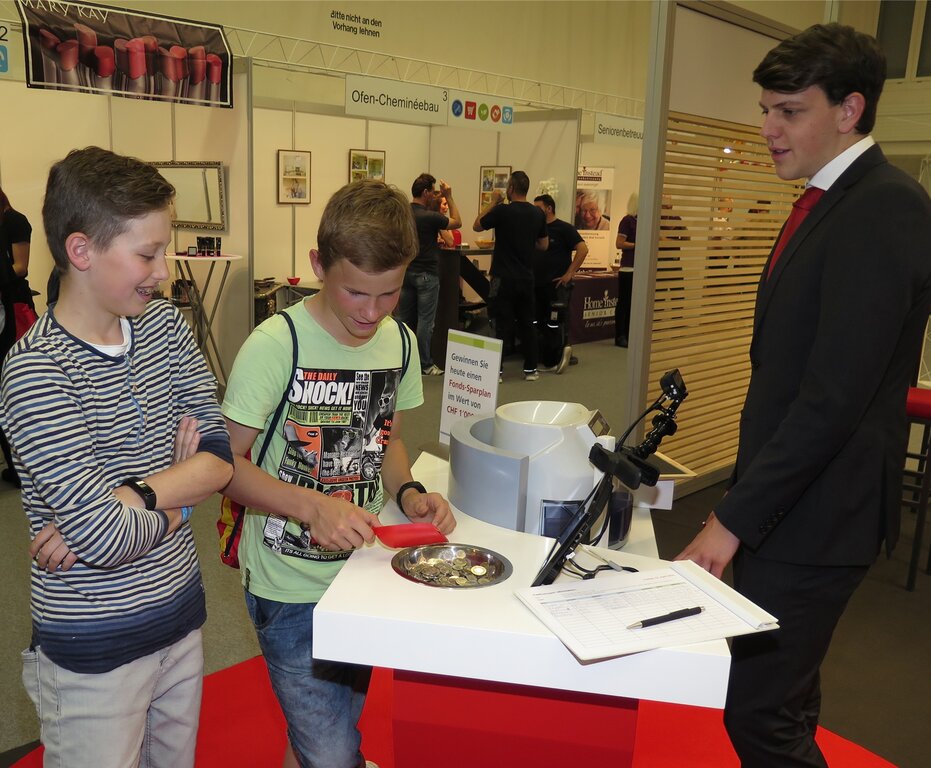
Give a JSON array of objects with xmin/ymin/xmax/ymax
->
[{"xmin": 14, "ymin": 656, "xmax": 895, "ymax": 767}]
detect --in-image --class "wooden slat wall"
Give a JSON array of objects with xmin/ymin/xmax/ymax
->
[{"xmin": 646, "ymin": 111, "xmax": 802, "ymax": 477}]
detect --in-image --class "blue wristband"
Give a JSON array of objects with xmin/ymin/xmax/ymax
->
[{"xmin": 181, "ymin": 506, "xmax": 194, "ymax": 523}]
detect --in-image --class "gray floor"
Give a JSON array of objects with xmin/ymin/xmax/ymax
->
[{"xmin": 1, "ymin": 338, "xmax": 929, "ymax": 767}]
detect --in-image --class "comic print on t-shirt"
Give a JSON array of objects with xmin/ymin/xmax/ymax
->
[{"xmin": 260, "ymin": 364, "xmax": 400, "ymax": 562}]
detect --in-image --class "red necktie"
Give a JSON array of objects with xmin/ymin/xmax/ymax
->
[{"xmin": 767, "ymin": 186, "xmax": 824, "ymax": 278}]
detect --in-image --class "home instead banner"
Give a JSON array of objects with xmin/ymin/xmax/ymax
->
[{"xmin": 15, "ymin": 0, "xmax": 232, "ymax": 107}]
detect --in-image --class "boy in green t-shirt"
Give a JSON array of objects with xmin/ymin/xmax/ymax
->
[{"xmin": 222, "ymin": 179, "xmax": 455, "ymax": 768}]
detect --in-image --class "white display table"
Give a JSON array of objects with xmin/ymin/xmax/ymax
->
[{"xmin": 314, "ymin": 453, "xmax": 729, "ymax": 767}]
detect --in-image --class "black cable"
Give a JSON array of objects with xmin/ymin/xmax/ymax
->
[{"xmin": 616, "ymin": 393, "xmax": 665, "ymax": 448}]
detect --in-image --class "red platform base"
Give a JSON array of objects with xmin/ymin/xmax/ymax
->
[
  {"xmin": 12, "ymin": 658, "xmax": 897, "ymax": 768},
  {"xmin": 393, "ymin": 670, "xmax": 639, "ymax": 768}
]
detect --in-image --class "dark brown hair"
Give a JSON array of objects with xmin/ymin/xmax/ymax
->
[
  {"xmin": 533, "ymin": 194, "xmax": 556, "ymax": 213},
  {"xmin": 411, "ymin": 173, "xmax": 436, "ymax": 199},
  {"xmin": 509, "ymin": 171, "xmax": 530, "ymax": 196},
  {"xmin": 753, "ymin": 23, "xmax": 885, "ymax": 134},
  {"xmin": 317, "ymin": 180, "xmax": 417, "ymax": 273},
  {"xmin": 42, "ymin": 146, "xmax": 174, "ymax": 273}
]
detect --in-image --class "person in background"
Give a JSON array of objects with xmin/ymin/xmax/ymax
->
[
  {"xmin": 436, "ymin": 195, "xmax": 462, "ymax": 249},
  {"xmin": 473, "ymin": 170, "xmax": 548, "ymax": 381},
  {"xmin": 0, "ymin": 186, "xmax": 34, "ymax": 488},
  {"xmin": 677, "ymin": 24, "xmax": 931, "ymax": 767},
  {"xmin": 614, "ymin": 192, "xmax": 638, "ymax": 348},
  {"xmin": 532, "ymin": 193, "xmax": 588, "ymax": 374},
  {"xmin": 2, "ymin": 146, "xmax": 234, "ymax": 767},
  {"xmin": 576, "ymin": 189, "xmax": 611, "ymax": 231},
  {"xmin": 398, "ymin": 173, "xmax": 461, "ymax": 376},
  {"xmin": 221, "ymin": 180, "xmax": 456, "ymax": 768}
]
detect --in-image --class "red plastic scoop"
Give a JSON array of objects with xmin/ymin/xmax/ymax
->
[{"xmin": 373, "ymin": 523, "xmax": 448, "ymax": 548}]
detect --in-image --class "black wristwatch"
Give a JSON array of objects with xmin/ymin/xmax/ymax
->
[
  {"xmin": 121, "ymin": 477, "xmax": 157, "ymax": 510},
  {"xmin": 396, "ymin": 481, "xmax": 426, "ymax": 515}
]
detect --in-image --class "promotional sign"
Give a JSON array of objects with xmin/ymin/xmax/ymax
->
[
  {"xmin": 15, "ymin": 0, "xmax": 232, "ymax": 107},
  {"xmin": 593, "ymin": 113, "xmax": 644, "ymax": 147},
  {"xmin": 439, "ymin": 330, "xmax": 503, "ymax": 445},
  {"xmin": 568, "ymin": 273, "xmax": 618, "ymax": 343},
  {"xmin": 576, "ymin": 166, "xmax": 615, "ymax": 269},
  {"xmin": 448, "ymin": 89, "xmax": 513, "ymax": 132},
  {"xmin": 345, "ymin": 73, "xmax": 447, "ymax": 126}
]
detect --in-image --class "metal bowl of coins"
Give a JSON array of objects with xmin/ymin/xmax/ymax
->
[{"xmin": 391, "ymin": 544, "xmax": 513, "ymax": 588}]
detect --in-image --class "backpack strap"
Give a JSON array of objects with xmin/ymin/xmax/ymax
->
[
  {"xmin": 254, "ymin": 311, "xmax": 298, "ymax": 467},
  {"xmin": 394, "ymin": 316, "xmax": 411, "ymax": 378}
]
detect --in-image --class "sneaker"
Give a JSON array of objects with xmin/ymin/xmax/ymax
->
[
  {"xmin": 555, "ymin": 345, "xmax": 572, "ymax": 374},
  {"xmin": 422, "ymin": 365, "xmax": 444, "ymax": 376},
  {"xmin": 523, "ymin": 370, "xmax": 539, "ymax": 382},
  {"xmin": 569, "ymin": 355, "xmax": 579, "ymax": 366}
]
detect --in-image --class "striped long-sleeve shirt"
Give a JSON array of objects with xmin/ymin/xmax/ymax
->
[{"xmin": 0, "ymin": 299, "xmax": 231, "ymax": 673}]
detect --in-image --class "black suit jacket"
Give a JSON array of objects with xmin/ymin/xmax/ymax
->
[{"xmin": 715, "ymin": 144, "xmax": 931, "ymax": 566}]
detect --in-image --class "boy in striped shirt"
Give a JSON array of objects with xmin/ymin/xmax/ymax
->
[{"xmin": 0, "ymin": 147, "xmax": 233, "ymax": 767}]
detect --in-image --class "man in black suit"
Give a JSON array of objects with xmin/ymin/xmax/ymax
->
[{"xmin": 678, "ymin": 24, "xmax": 931, "ymax": 767}]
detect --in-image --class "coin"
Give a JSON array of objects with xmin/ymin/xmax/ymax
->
[{"xmin": 470, "ymin": 565, "xmax": 487, "ymax": 577}]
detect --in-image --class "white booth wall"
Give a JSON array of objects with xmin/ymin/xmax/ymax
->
[
  {"xmin": 0, "ymin": 74, "xmax": 253, "ymax": 372},
  {"xmin": 252, "ymin": 93, "xmax": 581, "ymax": 285}
]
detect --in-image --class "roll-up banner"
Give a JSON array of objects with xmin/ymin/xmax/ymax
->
[
  {"xmin": 15, "ymin": 0, "xmax": 233, "ymax": 107},
  {"xmin": 576, "ymin": 166, "xmax": 615, "ymax": 270}
]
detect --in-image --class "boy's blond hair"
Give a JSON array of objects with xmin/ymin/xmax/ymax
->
[{"xmin": 317, "ymin": 180, "xmax": 417, "ymax": 273}]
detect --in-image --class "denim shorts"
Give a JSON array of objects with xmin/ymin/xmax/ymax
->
[{"xmin": 244, "ymin": 590, "xmax": 371, "ymax": 768}]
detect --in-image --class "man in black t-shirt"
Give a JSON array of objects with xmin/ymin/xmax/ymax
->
[
  {"xmin": 398, "ymin": 173, "xmax": 461, "ymax": 376},
  {"xmin": 532, "ymin": 194, "xmax": 588, "ymax": 372},
  {"xmin": 473, "ymin": 171, "xmax": 548, "ymax": 380}
]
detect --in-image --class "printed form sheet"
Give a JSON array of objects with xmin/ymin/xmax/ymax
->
[{"xmin": 515, "ymin": 560, "xmax": 778, "ymax": 662}]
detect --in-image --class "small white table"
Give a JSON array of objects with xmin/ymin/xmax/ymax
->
[
  {"xmin": 314, "ymin": 453, "xmax": 729, "ymax": 767},
  {"xmin": 167, "ymin": 254, "xmax": 242, "ymax": 388}
]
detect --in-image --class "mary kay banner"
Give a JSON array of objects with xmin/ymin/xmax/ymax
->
[{"xmin": 15, "ymin": 0, "xmax": 232, "ymax": 107}]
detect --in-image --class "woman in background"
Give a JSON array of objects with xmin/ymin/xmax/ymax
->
[
  {"xmin": 0, "ymin": 186, "xmax": 35, "ymax": 487},
  {"xmin": 436, "ymin": 196, "xmax": 461, "ymax": 248}
]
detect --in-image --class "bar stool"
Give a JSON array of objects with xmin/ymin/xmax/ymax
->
[{"xmin": 902, "ymin": 386, "xmax": 931, "ymax": 590}]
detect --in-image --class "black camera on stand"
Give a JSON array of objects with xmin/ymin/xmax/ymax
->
[{"xmin": 532, "ymin": 369, "xmax": 688, "ymax": 586}]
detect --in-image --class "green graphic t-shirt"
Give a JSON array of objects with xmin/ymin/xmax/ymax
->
[{"xmin": 222, "ymin": 300, "xmax": 421, "ymax": 602}]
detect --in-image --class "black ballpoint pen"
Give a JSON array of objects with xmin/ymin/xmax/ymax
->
[{"xmin": 627, "ymin": 606, "xmax": 704, "ymax": 629}]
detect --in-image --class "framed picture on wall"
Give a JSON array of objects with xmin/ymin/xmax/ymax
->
[
  {"xmin": 278, "ymin": 150, "xmax": 311, "ymax": 204},
  {"xmin": 479, "ymin": 165, "xmax": 511, "ymax": 211},
  {"xmin": 348, "ymin": 149, "xmax": 386, "ymax": 183}
]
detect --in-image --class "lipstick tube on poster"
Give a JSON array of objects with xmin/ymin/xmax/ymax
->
[
  {"xmin": 157, "ymin": 47, "xmax": 181, "ymax": 99},
  {"xmin": 38, "ymin": 28, "xmax": 61, "ymax": 88},
  {"xmin": 187, "ymin": 45, "xmax": 206, "ymax": 102},
  {"xmin": 114, "ymin": 38, "xmax": 128, "ymax": 91},
  {"xmin": 170, "ymin": 45, "xmax": 189, "ymax": 99},
  {"xmin": 93, "ymin": 45, "xmax": 115, "ymax": 91},
  {"xmin": 74, "ymin": 23, "xmax": 97, "ymax": 89},
  {"xmin": 206, "ymin": 53, "xmax": 223, "ymax": 103},
  {"xmin": 123, "ymin": 38, "xmax": 148, "ymax": 96},
  {"xmin": 141, "ymin": 35, "xmax": 158, "ymax": 96},
  {"xmin": 56, "ymin": 40, "xmax": 81, "ymax": 89}
]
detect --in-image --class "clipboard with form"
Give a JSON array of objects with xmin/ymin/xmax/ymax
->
[{"xmin": 515, "ymin": 559, "xmax": 778, "ymax": 662}]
